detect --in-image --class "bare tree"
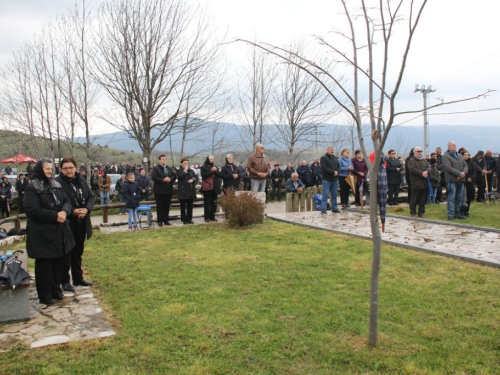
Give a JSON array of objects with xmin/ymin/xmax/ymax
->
[
  {"xmin": 239, "ymin": 0, "xmax": 491, "ymax": 346},
  {"xmin": 169, "ymin": 29, "xmax": 229, "ymax": 159},
  {"xmin": 271, "ymin": 42, "xmax": 336, "ymax": 163},
  {"xmin": 1, "ymin": 47, "xmax": 42, "ymax": 158},
  {"xmin": 92, "ymin": 0, "xmax": 219, "ymax": 170},
  {"xmin": 58, "ymin": 0, "xmax": 101, "ymax": 177},
  {"xmin": 234, "ymin": 44, "xmax": 277, "ymax": 152}
]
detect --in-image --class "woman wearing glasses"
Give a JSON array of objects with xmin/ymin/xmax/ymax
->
[
  {"xmin": 24, "ymin": 159, "xmax": 75, "ymax": 304},
  {"xmin": 55, "ymin": 157, "xmax": 95, "ymax": 292}
]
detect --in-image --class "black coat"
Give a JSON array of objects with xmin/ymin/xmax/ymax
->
[
  {"xmin": 386, "ymin": 157, "xmax": 402, "ymax": 185},
  {"xmin": 220, "ymin": 162, "xmax": 241, "ymax": 191},
  {"xmin": 55, "ymin": 174, "xmax": 95, "ymax": 240},
  {"xmin": 123, "ymin": 180, "xmax": 142, "ymax": 208},
  {"xmin": 24, "ymin": 178, "xmax": 75, "ymax": 259},
  {"xmin": 177, "ymin": 168, "xmax": 198, "ymax": 200},
  {"xmin": 151, "ymin": 163, "xmax": 177, "ymax": 195},
  {"xmin": 320, "ymin": 154, "xmax": 340, "ymax": 182},
  {"xmin": 283, "ymin": 167, "xmax": 295, "ymax": 181},
  {"xmin": 15, "ymin": 178, "xmax": 29, "ymax": 195},
  {"xmin": 270, "ymin": 168, "xmax": 284, "ymax": 185},
  {"xmin": 201, "ymin": 161, "xmax": 223, "ymax": 195}
]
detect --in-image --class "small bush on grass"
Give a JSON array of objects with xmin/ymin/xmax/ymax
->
[{"xmin": 219, "ymin": 189, "xmax": 265, "ymax": 226}]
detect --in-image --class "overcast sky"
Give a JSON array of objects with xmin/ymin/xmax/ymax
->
[{"xmin": 1, "ymin": 0, "xmax": 499, "ymax": 130}]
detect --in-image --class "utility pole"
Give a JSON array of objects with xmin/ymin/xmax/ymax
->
[{"xmin": 414, "ymin": 84, "xmax": 436, "ymax": 156}]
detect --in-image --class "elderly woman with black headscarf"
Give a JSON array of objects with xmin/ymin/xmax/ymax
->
[{"xmin": 24, "ymin": 158, "xmax": 75, "ymax": 304}]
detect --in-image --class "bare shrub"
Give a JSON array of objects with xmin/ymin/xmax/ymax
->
[{"xmin": 219, "ymin": 190, "xmax": 265, "ymax": 227}]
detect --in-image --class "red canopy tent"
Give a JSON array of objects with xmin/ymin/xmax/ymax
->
[{"xmin": 1, "ymin": 154, "xmax": 37, "ymax": 164}]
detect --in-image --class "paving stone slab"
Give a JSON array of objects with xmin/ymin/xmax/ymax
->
[{"xmin": 268, "ymin": 211, "xmax": 500, "ymax": 267}]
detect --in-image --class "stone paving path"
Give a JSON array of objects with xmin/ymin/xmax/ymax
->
[
  {"xmin": 0, "ymin": 279, "xmax": 115, "ymax": 351},
  {"xmin": 268, "ymin": 209, "xmax": 500, "ymax": 267}
]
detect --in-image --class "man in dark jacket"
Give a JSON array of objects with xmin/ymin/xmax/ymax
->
[
  {"xmin": 320, "ymin": 146, "xmax": 341, "ymax": 214},
  {"xmin": 407, "ymin": 146, "xmax": 429, "ymax": 218},
  {"xmin": 15, "ymin": 173, "xmax": 29, "ymax": 214},
  {"xmin": 472, "ymin": 151, "xmax": 486, "ymax": 202},
  {"xmin": 386, "ymin": 149, "xmax": 402, "ymax": 206},
  {"xmin": 435, "ymin": 147, "xmax": 445, "ymax": 203},
  {"xmin": 220, "ymin": 154, "xmax": 241, "ymax": 192},
  {"xmin": 442, "ymin": 141, "xmax": 468, "ymax": 220},
  {"xmin": 270, "ymin": 164, "xmax": 284, "ymax": 202},
  {"xmin": 137, "ymin": 169, "xmax": 150, "ymax": 201},
  {"xmin": 151, "ymin": 154, "xmax": 177, "ymax": 226},
  {"xmin": 297, "ymin": 160, "xmax": 311, "ymax": 188},
  {"xmin": 283, "ymin": 163, "xmax": 295, "ymax": 181},
  {"xmin": 484, "ymin": 150, "xmax": 496, "ymax": 197}
]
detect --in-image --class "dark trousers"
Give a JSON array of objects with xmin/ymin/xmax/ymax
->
[
  {"xmin": 486, "ymin": 174, "xmax": 494, "ymax": 194},
  {"xmin": 339, "ymin": 178, "xmax": 350, "ymax": 205},
  {"xmin": 435, "ymin": 175, "xmax": 445, "ymax": 201},
  {"xmin": 155, "ymin": 194, "xmax": 172, "ymax": 224},
  {"xmin": 271, "ymin": 184, "xmax": 282, "ymax": 201},
  {"xmin": 18, "ymin": 194, "xmax": 25, "ymax": 214},
  {"xmin": 410, "ymin": 188, "xmax": 428, "ymax": 215},
  {"xmin": 0, "ymin": 200, "xmax": 9, "ymax": 218},
  {"xmin": 203, "ymin": 190, "xmax": 217, "ymax": 220},
  {"xmin": 35, "ymin": 257, "xmax": 64, "ymax": 301},
  {"xmin": 476, "ymin": 179, "xmax": 486, "ymax": 201},
  {"xmin": 62, "ymin": 220, "xmax": 86, "ymax": 285},
  {"xmin": 462, "ymin": 182, "xmax": 475, "ymax": 214},
  {"xmin": 180, "ymin": 199, "xmax": 194, "ymax": 222},
  {"xmin": 387, "ymin": 183, "xmax": 400, "ymax": 205},
  {"xmin": 141, "ymin": 191, "xmax": 149, "ymax": 201}
]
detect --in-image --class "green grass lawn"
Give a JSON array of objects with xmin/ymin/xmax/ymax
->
[
  {"xmin": 2, "ymin": 220, "xmax": 500, "ymax": 374},
  {"xmin": 387, "ymin": 200, "xmax": 500, "ymax": 229}
]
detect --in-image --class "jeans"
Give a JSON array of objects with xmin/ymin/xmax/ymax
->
[
  {"xmin": 119, "ymin": 193, "xmax": 126, "ymax": 213},
  {"xmin": 251, "ymin": 179, "xmax": 266, "ymax": 193},
  {"xmin": 100, "ymin": 190, "xmax": 110, "ymax": 205},
  {"xmin": 321, "ymin": 179, "xmax": 339, "ymax": 212},
  {"xmin": 447, "ymin": 182, "xmax": 464, "ymax": 217},
  {"xmin": 127, "ymin": 207, "xmax": 138, "ymax": 226}
]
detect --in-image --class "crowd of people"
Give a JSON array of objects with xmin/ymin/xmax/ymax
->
[{"xmin": 0, "ymin": 141, "xmax": 498, "ymax": 305}]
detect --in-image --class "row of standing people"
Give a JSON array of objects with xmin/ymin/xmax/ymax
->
[{"xmin": 406, "ymin": 142, "xmax": 498, "ymax": 220}]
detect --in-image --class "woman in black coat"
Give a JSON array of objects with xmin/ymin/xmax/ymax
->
[
  {"xmin": 462, "ymin": 151, "xmax": 481, "ymax": 217},
  {"xmin": 200, "ymin": 155, "xmax": 223, "ymax": 222},
  {"xmin": 0, "ymin": 180, "xmax": 11, "ymax": 218},
  {"xmin": 177, "ymin": 158, "xmax": 198, "ymax": 224},
  {"xmin": 55, "ymin": 156, "xmax": 95, "ymax": 292},
  {"xmin": 24, "ymin": 159, "xmax": 75, "ymax": 304},
  {"xmin": 220, "ymin": 154, "xmax": 241, "ymax": 192},
  {"xmin": 386, "ymin": 150, "xmax": 403, "ymax": 205}
]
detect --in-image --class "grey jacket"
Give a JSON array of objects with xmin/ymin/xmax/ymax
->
[{"xmin": 442, "ymin": 150, "xmax": 468, "ymax": 183}]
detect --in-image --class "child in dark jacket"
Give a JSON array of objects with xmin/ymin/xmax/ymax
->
[{"xmin": 123, "ymin": 173, "xmax": 142, "ymax": 230}]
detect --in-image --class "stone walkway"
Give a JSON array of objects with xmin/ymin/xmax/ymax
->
[
  {"xmin": 0, "ymin": 280, "xmax": 115, "ymax": 351},
  {"xmin": 268, "ymin": 209, "xmax": 500, "ymax": 267}
]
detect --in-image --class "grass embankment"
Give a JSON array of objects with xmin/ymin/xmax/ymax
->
[
  {"xmin": 2, "ymin": 220, "xmax": 499, "ymax": 374},
  {"xmin": 388, "ymin": 200, "xmax": 500, "ymax": 229}
]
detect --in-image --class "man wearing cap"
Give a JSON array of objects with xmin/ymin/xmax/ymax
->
[
  {"xmin": 270, "ymin": 164, "xmax": 284, "ymax": 202},
  {"xmin": 442, "ymin": 141, "xmax": 468, "ymax": 220}
]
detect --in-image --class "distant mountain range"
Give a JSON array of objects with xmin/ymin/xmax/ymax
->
[{"xmin": 81, "ymin": 123, "xmax": 500, "ymax": 157}]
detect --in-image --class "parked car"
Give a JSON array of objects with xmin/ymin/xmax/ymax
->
[{"xmin": 108, "ymin": 174, "xmax": 122, "ymax": 197}]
